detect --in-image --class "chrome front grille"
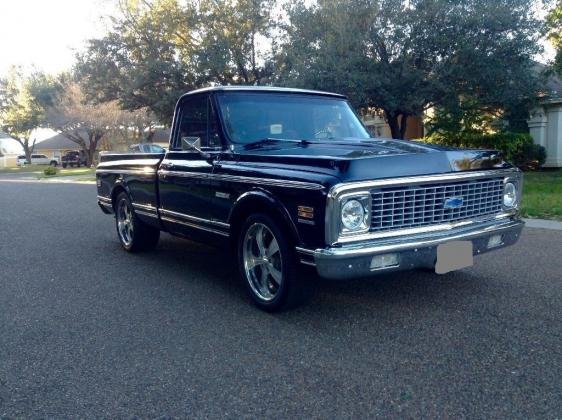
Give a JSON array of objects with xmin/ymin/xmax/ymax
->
[{"xmin": 370, "ymin": 178, "xmax": 504, "ymax": 232}]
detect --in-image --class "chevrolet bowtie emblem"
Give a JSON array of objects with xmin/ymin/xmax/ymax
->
[{"xmin": 444, "ymin": 197, "xmax": 464, "ymax": 209}]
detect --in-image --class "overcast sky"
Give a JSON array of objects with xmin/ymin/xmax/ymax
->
[
  {"xmin": 0, "ymin": 0, "xmax": 115, "ymax": 76},
  {"xmin": 0, "ymin": 0, "xmax": 556, "ymax": 78}
]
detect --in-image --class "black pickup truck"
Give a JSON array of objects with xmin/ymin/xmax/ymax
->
[{"xmin": 96, "ymin": 86, "xmax": 524, "ymax": 311}]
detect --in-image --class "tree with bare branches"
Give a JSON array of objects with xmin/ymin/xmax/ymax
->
[
  {"xmin": 47, "ymin": 83, "xmax": 126, "ymax": 166},
  {"xmin": 48, "ymin": 83, "xmax": 159, "ymax": 164}
]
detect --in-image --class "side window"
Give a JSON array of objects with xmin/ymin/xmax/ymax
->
[
  {"xmin": 176, "ymin": 95, "xmax": 222, "ymax": 151},
  {"xmin": 208, "ymin": 99, "xmax": 222, "ymax": 149}
]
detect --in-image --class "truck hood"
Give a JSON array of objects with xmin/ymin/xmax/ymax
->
[{"xmin": 234, "ymin": 138, "xmax": 512, "ymax": 182}]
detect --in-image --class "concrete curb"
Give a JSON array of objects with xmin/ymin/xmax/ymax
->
[
  {"xmin": 523, "ymin": 218, "xmax": 562, "ymax": 231},
  {"xmin": 0, "ymin": 178, "xmax": 95, "ymax": 185}
]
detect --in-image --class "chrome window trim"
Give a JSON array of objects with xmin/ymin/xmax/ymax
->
[
  {"xmin": 159, "ymin": 208, "xmax": 230, "ymax": 229},
  {"xmin": 157, "ymin": 170, "xmax": 324, "ymax": 190},
  {"xmin": 325, "ymin": 169, "xmax": 522, "ymax": 246}
]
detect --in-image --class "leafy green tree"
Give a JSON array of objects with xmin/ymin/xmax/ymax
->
[
  {"xmin": 546, "ymin": 0, "xmax": 562, "ymax": 74},
  {"xmin": 75, "ymin": 0, "xmax": 198, "ymax": 123},
  {"xmin": 76, "ymin": 0, "xmax": 277, "ymax": 123},
  {"xmin": 0, "ymin": 69, "xmax": 55, "ymax": 163},
  {"xmin": 281, "ymin": 0, "xmax": 541, "ymax": 139},
  {"xmin": 196, "ymin": 0, "xmax": 277, "ymax": 85}
]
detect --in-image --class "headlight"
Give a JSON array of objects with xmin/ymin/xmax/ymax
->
[
  {"xmin": 341, "ymin": 199, "xmax": 368, "ymax": 232},
  {"xmin": 503, "ymin": 182, "xmax": 517, "ymax": 207}
]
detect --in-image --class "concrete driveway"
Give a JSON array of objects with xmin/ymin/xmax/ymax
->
[{"xmin": 0, "ymin": 182, "xmax": 560, "ymax": 418}]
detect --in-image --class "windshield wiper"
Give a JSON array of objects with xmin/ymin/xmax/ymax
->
[{"xmin": 243, "ymin": 138, "xmax": 310, "ymax": 150}]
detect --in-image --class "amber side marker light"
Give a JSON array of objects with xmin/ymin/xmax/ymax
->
[{"xmin": 298, "ymin": 206, "xmax": 314, "ymax": 219}]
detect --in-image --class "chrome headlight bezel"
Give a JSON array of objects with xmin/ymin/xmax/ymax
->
[
  {"xmin": 502, "ymin": 174, "xmax": 522, "ymax": 210},
  {"xmin": 336, "ymin": 192, "xmax": 371, "ymax": 238}
]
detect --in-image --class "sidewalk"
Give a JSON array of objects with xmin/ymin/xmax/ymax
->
[
  {"xmin": 0, "ymin": 173, "xmax": 95, "ymax": 184},
  {"xmin": 523, "ymin": 218, "xmax": 562, "ymax": 231}
]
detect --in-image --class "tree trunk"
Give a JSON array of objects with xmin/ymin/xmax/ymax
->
[
  {"xmin": 87, "ymin": 131, "xmax": 104, "ymax": 166},
  {"xmin": 13, "ymin": 137, "xmax": 35, "ymax": 164},
  {"xmin": 399, "ymin": 114, "xmax": 408, "ymax": 139},
  {"xmin": 384, "ymin": 111, "xmax": 409, "ymax": 139}
]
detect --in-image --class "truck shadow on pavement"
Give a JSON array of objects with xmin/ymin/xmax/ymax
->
[{"xmin": 120, "ymin": 233, "xmax": 488, "ymax": 321}]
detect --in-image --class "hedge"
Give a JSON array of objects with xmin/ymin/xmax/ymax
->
[{"xmin": 423, "ymin": 132, "xmax": 546, "ymax": 170}]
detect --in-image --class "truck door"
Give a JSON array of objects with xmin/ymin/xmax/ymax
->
[{"xmin": 158, "ymin": 93, "xmax": 226, "ymax": 240}]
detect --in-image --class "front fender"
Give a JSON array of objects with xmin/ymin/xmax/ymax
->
[{"xmin": 228, "ymin": 188, "xmax": 301, "ymax": 245}]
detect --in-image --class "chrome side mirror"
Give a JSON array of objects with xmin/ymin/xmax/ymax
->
[{"xmin": 181, "ymin": 137, "xmax": 211, "ymax": 159}]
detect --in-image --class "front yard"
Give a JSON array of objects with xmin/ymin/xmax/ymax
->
[
  {"xmin": 521, "ymin": 169, "xmax": 562, "ymax": 220},
  {"xmin": 38, "ymin": 167, "xmax": 96, "ymax": 181},
  {"xmin": 0, "ymin": 165, "xmax": 95, "ymax": 181}
]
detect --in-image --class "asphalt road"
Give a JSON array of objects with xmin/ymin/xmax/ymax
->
[{"xmin": 0, "ymin": 181, "xmax": 560, "ymax": 418}]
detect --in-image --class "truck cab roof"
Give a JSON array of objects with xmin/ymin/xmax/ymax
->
[{"xmin": 179, "ymin": 86, "xmax": 347, "ymax": 101}]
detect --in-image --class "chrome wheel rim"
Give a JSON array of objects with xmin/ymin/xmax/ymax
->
[
  {"xmin": 243, "ymin": 223, "xmax": 283, "ymax": 302},
  {"xmin": 117, "ymin": 199, "xmax": 134, "ymax": 247}
]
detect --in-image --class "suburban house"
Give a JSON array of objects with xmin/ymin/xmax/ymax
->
[
  {"xmin": 33, "ymin": 132, "xmax": 85, "ymax": 162},
  {"xmin": 361, "ymin": 110, "xmax": 424, "ymax": 139},
  {"xmin": 0, "ymin": 132, "xmax": 24, "ymax": 168},
  {"xmin": 528, "ymin": 72, "xmax": 562, "ymax": 167}
]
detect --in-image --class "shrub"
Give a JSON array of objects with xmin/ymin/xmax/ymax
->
[
  {"xmin": 423, "ymin": 132, "xmax": 546, "ymax": 170},
  {"xmin": 44, "ymin": 166, "xmax": 57, "ymax": 176}
]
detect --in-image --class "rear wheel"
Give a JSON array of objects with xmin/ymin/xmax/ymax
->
[
  {"xmin": 114, "ymin": 192, "xmax": 160, "ymax": 252},
  {"xmin": 62, "ymin": 163, "xmax": 67, "ymax": 168},
  {"xmin": 237, "ymin": 213, "xmax": 313, "ymax": 311}
]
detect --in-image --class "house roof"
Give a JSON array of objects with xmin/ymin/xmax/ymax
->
[
  {"xmin": 534, "ymin": 62, "xmax": 562, "ymax": 103},
  {"xmin": 34, "ymin": 132, "xmax": 89, "ymax": 151}
]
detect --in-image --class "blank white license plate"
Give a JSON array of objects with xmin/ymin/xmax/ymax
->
[{"xmin": 435, "ymin": 241, "xmax": 473, "ymax": 274}]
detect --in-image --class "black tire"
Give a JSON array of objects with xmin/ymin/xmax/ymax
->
[
  {"xmin": 114, "ymin": 192, "xmax": 160, "ymax": 252},
  {"xmin": 237, "ymin": 213, "xmax": 314, "ymax": 311},
  {"xmin": 77, "ymin": 162, "xmax": 81, "ymax": 168},
  {"xmin": 62, "ymin": 163, "xmax": 67, "ymax": 168},
  {"xmin": 50, "ymin": 161, "xmax": 57, "ymax": 167}
]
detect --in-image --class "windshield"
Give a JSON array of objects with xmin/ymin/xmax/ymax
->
[{"xmin": 216, "ymin": 93, "xmax": 370, "ymax": 144}]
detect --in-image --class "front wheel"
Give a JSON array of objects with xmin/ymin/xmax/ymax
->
[
  {"xmin": 237, "ymin": 214, "xmax": 313, "ymax": 311},
  {"xmin": 114, "ymin": 192, "xmax": 160, "ymax": 252}
]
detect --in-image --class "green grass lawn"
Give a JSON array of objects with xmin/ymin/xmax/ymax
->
[
  {"xmin": 0, "ymin": 164, "xmax": 47, "ymax": 174},
  {"xmin": 521, "ymin": 169, "xmax": 562, "ymax": 220},
  {"xmin": 38, "ymin": 167, "xmax": 96, "ymax": 180},
  {"xmin": 0, "ymin": 164, "xmax": 95, "ymax": 180}
]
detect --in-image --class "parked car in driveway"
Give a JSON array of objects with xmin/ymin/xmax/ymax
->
[
  {"xmin": 16, "ymin": 154, "xmax": 59, "ymax": 166},
  {"xmin": 96, "ymin": 86, "xmax": 524, "ymax": 311},
  {"xmin": 129, "ymin": 143, "xmax": 166, "ymax": 153},
  {"xmin": 61, "ymin": 151, "xmax": 87, "ymax": 168}
]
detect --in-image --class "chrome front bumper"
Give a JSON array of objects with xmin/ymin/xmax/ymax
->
[{"xmin": 301, "ymin": 219, "xmax": 524, "ymax": 280}]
